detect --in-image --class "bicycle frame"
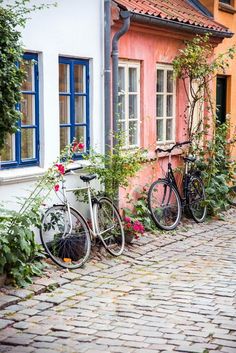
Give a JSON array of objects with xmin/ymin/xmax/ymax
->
[
  {"xmin": 57, "ymin": 178, "xmax": 98, "ymax": 240},
  {"xmin": 164, "ymin": 151, "xmax": 191, "ymax": 208}
]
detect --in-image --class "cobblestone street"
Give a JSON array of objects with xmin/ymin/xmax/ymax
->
[{"xmin": 0, "ymin": 210, "xmax": 236, "ymax": 353}]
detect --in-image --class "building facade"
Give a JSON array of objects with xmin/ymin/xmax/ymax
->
[
  {"xmin": 0, "ymin": 0, "xmax": 104, "ymax": 209},
  {"xmin": 110, "ymin": 0, "xmax": 232, "ymax": 207}
]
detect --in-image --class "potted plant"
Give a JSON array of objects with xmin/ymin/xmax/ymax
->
[{"xmin": 123, "ymin": 216, "xmax": 145, "ymax": 244}]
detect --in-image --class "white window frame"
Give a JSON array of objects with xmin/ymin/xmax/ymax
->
[
  {"xmin": 118, "ymin": 60, "xmax": 140, "ymax": 148},
  {"xmin": 156, "ymin": 64, "xmax": 176, "ymax": 144}
]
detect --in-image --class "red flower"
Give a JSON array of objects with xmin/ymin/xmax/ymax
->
[
  {"xmin": 54, "ymin": 184, "xmax": 60, "ymax": 192},
  {"xmin": 124, "ymin": 216, "xmax": 131, "ymax": 223},
  {"xmin": 78, "ymin": 142, "xmax": 84, "ymax": 150},
  {"xmin": 72, "ymin": 141, "xmax": 84, "ymax": 152},
  {"xmin": 55, "ymin": 163, "xmax": 65, "ymax": 175}
]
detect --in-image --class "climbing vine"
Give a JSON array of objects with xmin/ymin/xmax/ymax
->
[{"xmin": 173, "ymin": 34, "xmax": 236, "ymax": 215}]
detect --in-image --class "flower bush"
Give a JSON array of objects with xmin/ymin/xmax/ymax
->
[
  {"xmin": 0, "ymin": 138, "xmax": 83, "ymax": 286},
  {"xmin": 123, "ymin": 216, "xmax": 145, "ymax": 240}
]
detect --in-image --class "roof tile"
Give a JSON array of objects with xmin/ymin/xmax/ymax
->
[{"xmin": 115, "ymin": 0, "xmax": 229, "ymax": 33}]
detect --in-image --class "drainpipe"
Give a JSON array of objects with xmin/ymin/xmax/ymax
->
[
  {"xmin": 112, "ymin": 10, "xmax": 130, "ymax": 145},
  {"xmin": 104, "ymin": 0, "xmax": 111, "ymax": 154}
]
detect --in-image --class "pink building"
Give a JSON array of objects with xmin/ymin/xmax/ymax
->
[{"xmin": 110, "ymin": 0, "xmax": 232, "ymax": 207}]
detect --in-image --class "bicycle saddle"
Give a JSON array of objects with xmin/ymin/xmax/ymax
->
[
  {"xmin": 183, "ymin": 156, "xmax": 196, "ymax": 163},
  {"xmin": 80, "ymin": 174, "xmax": 97, "ymax": 182}
]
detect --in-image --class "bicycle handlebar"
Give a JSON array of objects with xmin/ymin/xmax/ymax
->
[
  {"xmin": 155, "ymin": 141, "xmax": 191, "ymax": 154},
  {"xmin": 64, "ymin": 166, "xmax": 83, "ymax": 175}
]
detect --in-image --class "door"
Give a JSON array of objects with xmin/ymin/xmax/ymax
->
[{"xmin": 216, "ymin": 76, "xmax": 227, "ymax": 124}]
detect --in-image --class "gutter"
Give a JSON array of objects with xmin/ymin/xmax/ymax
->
[
  {"xmin": 131, "ymin": 12, "xmax": 233, "ymax": 38},
  {"xmin": 111, "ymin": 10, "xmax": 131, "ymax": 144},
  {"xmin": 104, "ymin": 0, "xmax": 111, "ymax": 154}
]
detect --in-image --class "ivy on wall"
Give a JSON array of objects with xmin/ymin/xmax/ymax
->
[{"xmin": 0, "ymin": 0, "xmax": 56, "ymax": 152}]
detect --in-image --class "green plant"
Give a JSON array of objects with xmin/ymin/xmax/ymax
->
[
  {"xmin": 173, "ymin": 34, "xmax": 236, "ymax": 215},
  {"xmin": 0, "ymin": 141, "xmax": 81, "ymax": 286},
  {"xmin": 0, "ymin": 0, "xmax": 56, "ymax": 151},
  {"xmin": 82, "ymin": 132, "xmax": 147, "ymax": 201}
]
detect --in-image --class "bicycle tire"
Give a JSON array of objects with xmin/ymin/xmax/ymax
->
[
  {"xmin": 148, "ymin": 179, "xmax": 182, "ymax": 231},
  {"xmin": 93, "ymin": 197, "xmax": 125, "ymax": 256},
  {"xmin": 227, "ymin": 185, "xmax": 236, "ymax": 206},
  {"xmin": 40, "ymin": 204, "xmax": 91, "ymax": 269},
  {"xmin": 187, "ymin": 175, "xmax": 207, "ymax": 223}
]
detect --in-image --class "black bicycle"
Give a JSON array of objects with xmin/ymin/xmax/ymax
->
[{"xmin": 148, "ymin": 141, "xmax": 207, "ymax": 231}]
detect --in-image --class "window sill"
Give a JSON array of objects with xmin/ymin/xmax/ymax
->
[
  {"xmin": 219, "ymin": 3, "xmax": 236, "ymax": 14},
  {"xmin": 0, "ymin": 161, "xmax": 91, "ymax": 186},
  {"xmin": 0, "ymin": 167, "xmax": 46, "ymax": 185}
]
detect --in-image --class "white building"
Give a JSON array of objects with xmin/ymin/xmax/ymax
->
[{"xmin": 0, "ymin": 0, "xmax": 105, "ymax": 210}]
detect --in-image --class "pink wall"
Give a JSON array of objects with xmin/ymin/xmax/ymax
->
[{"xmin": 111, "ymin": 22, "xmax": 192, "ymax": 209}]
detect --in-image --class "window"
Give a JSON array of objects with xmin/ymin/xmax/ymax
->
[
  {"xmin": 220, "ymin": 0, "xmax": 231, "ymax": 4},
  {"xmin": 156, "ymin": 65, "xmax": 175, "ymax": 143},
  {"xmin": 216, "ymin": 76, "xmax": 227, "ymax": 124},
  {"xmin": 118, "ymin": 61, "xmax": 140, "ymax": 147},
  {"xmin": 59, "ymin": 57, "xmax": 89, "ymax": 154},
  {"xmin": 1, "ymin": 53, "xmax": 39, "ymax": 168}
]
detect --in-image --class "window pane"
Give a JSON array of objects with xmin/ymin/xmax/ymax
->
[
  {"xmin": 59, "ymin": 96, "xmax": 70, "ymax": 124},
  {"xmin": 21, "ymin": 94, "xmax": 35, "ymax": 125},
  {"xmin": 60, "ymin": 127, "xmax": 70, "ymax": 151},
  {"xmin": 118, "ymin": 94, "xmax": 125, "ymax": 120},
  {"xmin": 21, "ymin": 128, "xmax": 35, "ymax": 159},
  {"xmin": 156, "ymin": 95, "xmax": 163, "ymax": 117},
  {"xmin": 129, "ymin": 121, "xmax": 138, "ymax": 145},
  {"xmin": 75, "ymin": 96, "xmax": 86, "ymax": 123},
  {"xmin": 21, "ymin": 60, "xmax": 35, "ymax": 91},
  {"xmin": 129, "ymin": 94, "xmax": 137, "ymax": 120},
  {"xmin": 74, "ymin": 126, "xmax": 86, "ymax": 152},
  {"xmin": 118, "ymin": 120, "xmax": 126, "ymax": 133},
  {"xmin": 156, "ymin": 119, "xmax": 163, "ymax": 141},
  {"xmin": 166, "ymin": 119, "xmax": 173, "ymax": 140},
  {"xmin": 74, "ymin": 64, "xmax": 85, "ymax": 93},
  {"xmin": 118, "ymin": 67, "xmax": 125, "ymax": 92},
  {"xmin": 157, "ymin": 70, "xmax": 164, "ymax": 92},
  {"xmin": 167, "ymin": 95, "xmax": 173, "ymax": 117},
  {"xmin": 1, "ymin": 134, "xmax": 15, "ymax": 162},
  {"xmin": 129, "ymin": 68, "xmax": 137, "ymax": 92},
  {"xmin": 59, "ymin": 64, "xmax": 69, "ymax": 92},
  {"xmin": 167, "ymin": 71, "xmax": 173, "ymax": 93}
]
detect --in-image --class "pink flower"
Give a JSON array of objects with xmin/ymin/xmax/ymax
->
[
  {"xmin": 54, "ymin": 184, "xmax": 60, "ymax": 192},
  {"xmin": 124, "ymin": 216, "xmax": 131, "ymax": 223}
]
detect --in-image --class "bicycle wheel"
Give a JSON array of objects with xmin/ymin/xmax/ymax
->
[
  {"xmin": 227, "ymin": 185, "xmax": 236, "ymax": 206},
  {"xmin": 40, "ymin": 205, "xmax": 91, "ymax": 269},
  {"xmin": 187, "ymin": 175, "xmax": 207, "ymax": 223},
  {"xmin": 93, "ymin": 197, "xmax": 125, "ymax": 256},
  {"xmin": 148, "ymin": 179, "xmax": 182, "ymax": 230}
]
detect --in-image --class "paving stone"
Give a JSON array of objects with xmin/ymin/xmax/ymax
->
[
  {"xmin": 0, "ymin": 209, "xmax": 236, "ymax": 352},
  {"xmin": 0, "ymin": 296, "xmax": 19, "ymax": 310},
  {"xmin": 0, "ymin": 320, "xmax": 14, "ymax": 330}
]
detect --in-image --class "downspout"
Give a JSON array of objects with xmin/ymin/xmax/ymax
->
[
  {"xmin": 112, "ymin": 10, "xmax": 130, "ymax": 145},
  {"xmin": 104, "ymin": 0, "xmax": 111, "ymax": 154}
]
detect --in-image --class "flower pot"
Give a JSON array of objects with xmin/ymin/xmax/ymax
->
[
  {"xmin": 124, "ymin": 232, "xmax": 135, "ymax": 244},
  {"xmin": 0, "ymin": 273, "xmax": 6, "ymax": 287}
]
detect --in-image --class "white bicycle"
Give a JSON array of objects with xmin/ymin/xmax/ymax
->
[{"xmin": 40, "ymin": 167, "xmax": 125, "ymax": 269}]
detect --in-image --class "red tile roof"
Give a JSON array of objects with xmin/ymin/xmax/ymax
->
[{"xmin": 114, "ymin": 0, "xmax": 230, "ymax": 34}]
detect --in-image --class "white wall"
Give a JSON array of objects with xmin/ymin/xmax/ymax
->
[{"xmin": 0, "ymin": 0, "xmax": 104, "ymax": 210}]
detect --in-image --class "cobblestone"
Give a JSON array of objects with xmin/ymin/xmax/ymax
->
[{"xmin": 0, "ymin": 210, "xmax": 236, "ymax": 352}]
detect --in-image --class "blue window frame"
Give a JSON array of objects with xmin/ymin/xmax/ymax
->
[
  {"xmin": 1, "ymin": 53, "xmax": 39, "ymax": 169},
  {"xmin": 59, "ymin": 57, "xmax": 89, "ymax": 155}
]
